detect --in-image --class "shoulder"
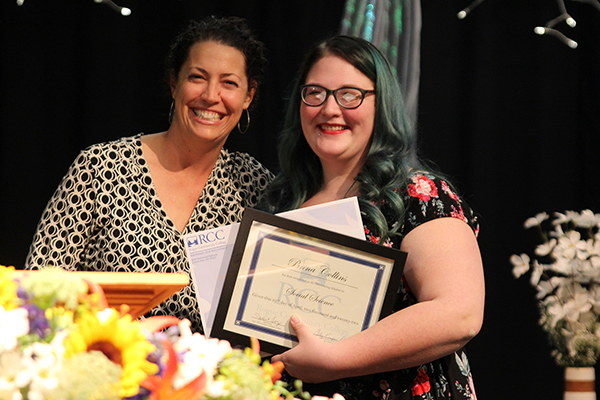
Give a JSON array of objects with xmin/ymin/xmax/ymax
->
[
  {"xmin": 405, "ymin": 173, "xmax": 457, "ymax": 203},
  {"xmin": 77, "ymin": 134, "xmax": 141, "ymax": 158},
  {"xmin": 221, "ymin": 149, "xmax": 274, "ymax": 180},
  {"xmin": 73, "ymin": 134, "xmax": 142, "ymax": 166},
  {"xmin": 402, "ymin": 172, "xmax": 479, "ymax": 236},
  {"xmin": 218, "ymin": 149, "xmax": 273, "ymax": 207}
]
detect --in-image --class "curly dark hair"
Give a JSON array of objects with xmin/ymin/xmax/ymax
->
[{"xmin": 165, "ymin": 16, "xmax": 268, "ymax": 108}]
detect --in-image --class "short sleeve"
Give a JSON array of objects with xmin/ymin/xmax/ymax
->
[
  {"xmin": 401, "ymin": 173, "xmax": 479, "ymax": 238},
  {"xmin": 25, "ymin": 149, "xmax": 98, "ymax": 270},
  {"xmin": 231, "ymin": 152, "xmax": 274, "ymax": 208}
]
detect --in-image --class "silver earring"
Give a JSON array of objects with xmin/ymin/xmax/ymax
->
[
  {"xmin": 237, "ymin": 109, "xmax": 250, "ymax": 134},
  {"xmin": 168, "ymin": 101, "xmax": 175, "ymax": 124}
]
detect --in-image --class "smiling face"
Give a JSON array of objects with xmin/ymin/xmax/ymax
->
[
  {"xmin": 300, "ymin": 55, "xmax": 375, "ymax": 172},
  {"xmin": 170, "ymin": 41, "xmax": 255, "ymax": 147}
]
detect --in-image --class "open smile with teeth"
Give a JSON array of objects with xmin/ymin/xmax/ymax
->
[
  {"xmin": 319, "ymin": 124, "xmax": 347, "ymax": 131},
  {"xmin": 194, "ymin": 109, "xmax": 223, "ymax": 121}
]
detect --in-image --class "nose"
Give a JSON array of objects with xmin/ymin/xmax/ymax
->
[
  {"xmin": 202, "ymin": 81, "xmax": 220, "ymax": 103},
  {"xmin": 320, "ymin": 93, "xmax": 342, "ymax": 116}
]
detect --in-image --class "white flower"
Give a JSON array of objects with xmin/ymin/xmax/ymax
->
[
  {"xmin": 549, "ymin": 258, "xmax": 572, "ymax": 275},
  {"xmin": 563, "ymin": 285, "xmax": 593, "ymax": 323},
  {"xmin": 574, "ymin": 259, "xmax": 598, "ymax": 281},
  {"xmin": 96, "ymin": 307, "xmax": 115, "ymax": 323},
  {"xmin": 535, "ymin": 238, "xmax": 557, "ymax": 257},
  {"xmin": 0, "ymin": 306, "xmax": 29, "ymax": 352},
  {"xmin": 545, "ymin": 301, "xmax": 567, "ymax": 329},
  {"xmin": 553, "ymin": 211, "xmax": 573, "ymax": 225},
  {"xmin": 23, "ymin": 341, "xmax": 62, "ymax": 397},
  {"xmin": 554, "ymin": 231, "xmax": 587, "ymax": 261},
  {"xmin": 574, "ymin": 209, "xmax": 600, "ymax": 228},
  {"xmin": 589, "ymin": 286, "xmax": 600, "ymax": 314},
  {"xmin": 524, "ymin": 212, "xmax": 549, "ymax": 228},
  {"xmin": 0, "ymin": 383, "xmax": 23, "ymax": 400},
  {"xmin": 513, "ymin": 211, "xmax": 600, "ymax": 365},
  {"xmin": 172, "ymin": 319, "xmax": 232, "ymax": 390},
  {"xmin": 551, "ymin": 222, "xmax": 565, "ymax": 237},
  {"xmin": 553, "ymin": 282, "xmax": 571, "ymax": 303},
  {"xmin": 510, "ymin": 253, "xmax": 530, "ymax": 278},
  {"xmin": 530, "ymin": 260, "xmax": 544, "ymax": 286},
  {"xmin": 536, "ymin": 279, "xmax": 556, "ymax": 300},
  {"xmin": 592, "ymin": 255, "xmax": 600, "ymax": 270},
  {"xmin": 0, "ymin": 349, "xmax": 31, "ymax": 398},
  {"xmin": 583, "ymin": 238, "xmax": 600, "ymax": 270},
  {"xmin": 205, "ymin": 379, "xmax": 228, "ymax": 398}
]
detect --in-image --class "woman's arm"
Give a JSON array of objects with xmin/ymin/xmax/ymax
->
[
  {"xmin": 25, "ymin": 150, "xmax": 97, "ymax": 271},
  {"xmin": 271, "ymin": 217, "xmax": 485, "ymax": 383}
]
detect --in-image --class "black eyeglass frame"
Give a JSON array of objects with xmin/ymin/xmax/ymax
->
[{"xmin": 300, "ymin": 84, "xmax": 376, "ymax": 109}]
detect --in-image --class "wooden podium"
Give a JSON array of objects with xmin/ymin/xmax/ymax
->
[{"xmin": 14, "ymin": 270, "xmax": 189, "ymax": 319}]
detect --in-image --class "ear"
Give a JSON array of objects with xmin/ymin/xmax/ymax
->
[
  {"xmin": 243, "ymin": 81, "xmax": 257, "ymax": 109},
  {"xmin": 169, "ymin": 70, "xmax": 178, "ymax": 97}
]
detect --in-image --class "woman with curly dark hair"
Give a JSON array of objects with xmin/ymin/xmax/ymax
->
[{"xmin": 26, "ymin": 16, "xmax": 273, "ymax": 334}]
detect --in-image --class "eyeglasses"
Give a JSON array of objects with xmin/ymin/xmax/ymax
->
[{"xmin": 300, "ymin": 85, "xmax": 375, "ymax": 109}]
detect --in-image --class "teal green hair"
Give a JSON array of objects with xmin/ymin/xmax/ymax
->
[{"xmin": 265, "ymin": 35, "xmax": 429, "ymax": 242}]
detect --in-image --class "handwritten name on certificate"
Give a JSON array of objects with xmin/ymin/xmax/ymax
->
[{"xmin": 221, "ymin": 219, "xmax": 397, "ymax": 350}]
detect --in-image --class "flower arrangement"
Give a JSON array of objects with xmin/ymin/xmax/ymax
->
[
  {"xmin": 510, "ymin": 209, "xmax": 600, "ymax": 367},
  {"xmin": 0, "ymin": 265, "xmax": 314, "ymax": 400}
]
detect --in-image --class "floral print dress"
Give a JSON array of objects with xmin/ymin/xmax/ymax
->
[{"xmin": 300, "ymin": 173, "xmax": 480, "ymax": 400}]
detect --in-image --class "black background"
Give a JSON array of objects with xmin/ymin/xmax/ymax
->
[{"xmin": 1, "ymin": 1, "xmax": 599, "ymax": 398}]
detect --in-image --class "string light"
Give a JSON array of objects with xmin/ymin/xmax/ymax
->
[
  {"xmin": 457, "ymin": 0, "xmax": 485, "ymax": 19},
  {"xmin": 534, "ymin": 26, "xmax": 578, "ymax": 48},
  {"xmin": 533, "ymin": 0, "xmax": 578, "ymax": 48},
  {"xmin": 93, "ymin": 0, "xmax": 131, "ymax": 16},
  {"xmin": 16, "ymin": 0, "xmax": 131, "ymax": 16},
  {"xmin": 458, "ymin": 0, "xmax": 600, "ymax": 48}
]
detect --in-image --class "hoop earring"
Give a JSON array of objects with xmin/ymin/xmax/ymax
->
[
  {"xmin": 168, "ymin": 101, "xmax": 175, "ymax": 124},
  {"xmin": 237, "ymin": 109, "xmax": 250, "ymax": 134}
]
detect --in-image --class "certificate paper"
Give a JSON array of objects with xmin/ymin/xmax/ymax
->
[
  {"xmin": 211, "ymin": 209, "xmax": 406, "ymax": 354},
  {"xmin": 184, "ymin": 197, "xmax": 364, "ymax": 337}
]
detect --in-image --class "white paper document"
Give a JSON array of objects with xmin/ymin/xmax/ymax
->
[
  {"xmin": 276, "ymin": 197, "xmax": 365, "ymax": 240},
  {"xmin": 183, "ymin": 197, "xmax": 365, "ymax": 337}
]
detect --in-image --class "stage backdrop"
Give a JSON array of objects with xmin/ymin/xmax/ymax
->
[{"xmin": 1, "ymin": 1, "xmax": 599, "ymax": 399}]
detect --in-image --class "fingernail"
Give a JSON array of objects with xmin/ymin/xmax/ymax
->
[{"xmin": 291, "ymin": 315, "xmax": 299, "ymax": 323}]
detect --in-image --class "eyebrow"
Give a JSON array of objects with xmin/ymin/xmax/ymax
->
[
  {"xmin": 189, "ymin": 67, "xmax": 242, "ymax": 80},
  {"xmin": 304, "ymin": 83, "xmax": 367, "ymax": 88}
]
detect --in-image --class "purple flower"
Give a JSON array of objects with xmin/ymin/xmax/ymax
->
[
  {"xmin": 16, "ymin": 285, "xmax": 30, "ymax": 301},
  {"xmin": 22, "ymin": 303, "xmax": 50, "ymax": 339}
]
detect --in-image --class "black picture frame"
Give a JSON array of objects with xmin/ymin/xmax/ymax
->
[{"xmin": 211, "ymin": 208, "xmax": 407, "ymax": 354}]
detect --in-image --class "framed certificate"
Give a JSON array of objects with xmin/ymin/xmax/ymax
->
[{"xmin": 211, "ymin": 208, "xmax": 406, "ymax": 354}]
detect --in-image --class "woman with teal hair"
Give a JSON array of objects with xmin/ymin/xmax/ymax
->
[{"xmin": 265, "ymin": 35, "xmax": 484, "ymax": 400}]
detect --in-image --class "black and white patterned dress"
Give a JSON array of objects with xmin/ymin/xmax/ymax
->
[{"xmin": 25, "ymin": 134, "xmax": 273, "ymax": 333}]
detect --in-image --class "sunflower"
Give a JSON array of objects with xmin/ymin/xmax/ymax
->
[
  {"xmin": 0, "ymin": 265, "xmax": 20, "ymax": 310},
  {"xmin": 63, "ymin": 308, "xmax": 159, "ymax": 398}
]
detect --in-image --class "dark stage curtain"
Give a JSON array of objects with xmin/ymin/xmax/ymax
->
[
  {"xmin": 418, "ymin": 1, "xmax": 600, "ymax": 398},
  {"xmin": 1, "ymin": 1, "xmax": 599, "ymax": 399}
]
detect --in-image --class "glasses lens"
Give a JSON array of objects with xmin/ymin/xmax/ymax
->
[
  {"xmin": 302, "ymin": 86, "xmax": 326, "ymax": 106},
  {"xmin": 336, "ymin": 88, "xmax": 363, "ymax": 108}
]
